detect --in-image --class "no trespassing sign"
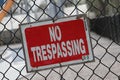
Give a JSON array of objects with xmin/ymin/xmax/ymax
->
[{"xmin": 20, "ymin": 16, "xmax": 94, "ymax": 72}]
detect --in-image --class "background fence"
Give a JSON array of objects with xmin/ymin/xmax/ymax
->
[{"xmin": 0, "ymin": 0, "xmax": 120, "ymax": 80}]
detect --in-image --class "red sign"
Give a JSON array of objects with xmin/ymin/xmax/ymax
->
[{"xmin": 21, "ymin": 16, "xmax": 93, "ymax": 72}]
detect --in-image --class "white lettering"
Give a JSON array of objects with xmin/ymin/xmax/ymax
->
[
  {"xmin": 61, "ymin": 41, "xmax": 67, "ymax": 57},
  {"xmin": 49, "ymin": 27, "xmax": 56, "ymax": 42},
  {"xmin": 55, "ymin": 26, "xmax": 62, "ymax": 41},
  {"xmin": 36, "ymin": 47, "xmax": 43, "ymax": 62},
  {"xmin": 73, "ymin": 40, "xmax": 80, "ymax": 55},
  {"xmin": 57, "ymin": 43, "xmax": 63, "ymax": 58},
  {"xmin": 51, "ymin": 44, "xmax": 56, "ymax": 59},
  {"xmin": 66, "ymin": 40, "xmax": 72, "ymax": 56},
  {"xmin": 41, "ymin": 45, "xmax": 47, "ymax": 61},
  {"xmin": 47, "ymin": 44, "xmax": 52, "ymax": 60},
  {"xmin": 79, "ymin": 39, "xmax": 86, "ymax": 54},
  {"xmin": 31, "ymin": 47, "xmax": 37, "ymax": 62},
  {"xmin": 49, "ymin": 26, "xmax": 62, "ymax": 42},
  {"xmin": 30, "ymin": 38, "xmax": 87, "ymax": 62}
]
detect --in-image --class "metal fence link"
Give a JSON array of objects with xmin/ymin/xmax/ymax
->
[{"xmin": 0, "ymin": 0, "xmax": 120, "ymax": 80}]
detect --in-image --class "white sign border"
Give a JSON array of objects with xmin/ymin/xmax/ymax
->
[{"xmin": 20, "ymin": 15, "xmax": 94, "ymax": 72}]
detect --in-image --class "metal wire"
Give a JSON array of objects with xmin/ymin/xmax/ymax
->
[{"xmin": 0, "ymin": 0, "xmax": 120, "ymax": 80}]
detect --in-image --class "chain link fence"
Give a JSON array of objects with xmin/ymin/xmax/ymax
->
[{"xmin": 0, "ymin": 0, "xmax": 120, "ymax": 80}]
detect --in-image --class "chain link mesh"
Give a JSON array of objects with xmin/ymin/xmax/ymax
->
[{"xmin": 0, "ymin": 0, "xmax": 120, "ymax": 80}]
